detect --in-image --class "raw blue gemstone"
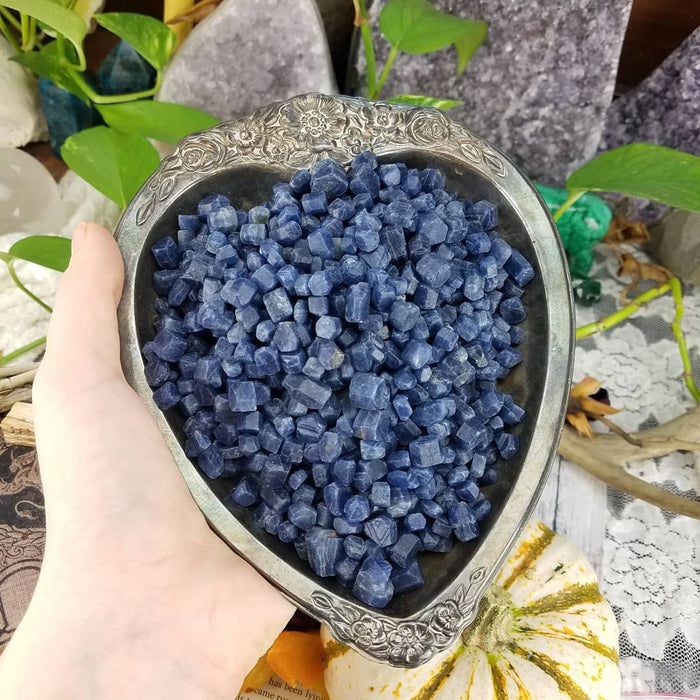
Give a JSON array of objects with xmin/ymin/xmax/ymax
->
[
  {"xmin": 496, "ymin": 432, "xmax": 519, "ymax": 458},
  {"xmin": 369, "ymin": 481, "xmax": 391, "ymax": 508},
  {"xmin": 378, "ymin": 163, "xmax": 402, "ymax": 187},
  {"xmin": 288, "ymin": 502, "xmax": 317, "ymax": 531},
  {"xmin": 394, "ymin": 367, "xmax": 417, "ymax": 390},
  {"xmin": 466, "ymin": 200, "xmax": 497, "ymax": 230},
  {"xmin": 387, "ymin": 487, "xmax": 412, "ymax": 517},
  {"xmin": 405, "ymin": 512, "xmax": 427, "ymax": 532},
  {"xmin": 353, "ymin": 459, "xmax": 388, "ymax": 493},
  {"xmin": 500, "ymin": 398, "xmax": 525, "ymax": 425},
  {"xmin": 345, "ymin": 282, "xmax": 371, "ymax": 323},
  {"xmin": 364, "ymin": 514, "xmax": 398, "ymax": 547},
  {"xmin": 292, "ymin": 483, "xmax": 316, "ymax": 504},
  {"xmin": 324, "ymin": 482, "xmax": 352, "ymax": 517},
  {"xmin": 349, "ymin": 373, "xmax": 390, "ymax": 410},
  {"xmin": 273, "ymin": 322, "xmax": 300, "ymax": 352},
  {"xmin": 392, "ymin": 394, "xmax": 412, "ymax": 420},
  {"xmin": 194, "ymin": 356, "xmax": 222, "ymax": 388},
  {"xmin": 344, "ymin": 495, "xmax": 371, "ymax": 523},
  {"xmin": 500, "ymin": 297, "xmax": 526, "ymax": 324},
  {"xmin": 318, "ymin": 431, "xmax": 343, "ymax": 463},
  {"xmin": 277, "ymin": 521, "xmax": 299, "ymax": 543},
  {"xmin": 336, "ymin": 556, "xmax": 362, "ymax": 584},
  {"xmin": 314, "ymin": 339, "xmax": 345, "ymax": 370},
  {"xmin": 271, "ymin": 220, "xmax": 303, "ymax": 244},
  {"xmin": 311, "ymin": 159, "xmax": 348, "ymax": 199},
  {"xmin": 282, "ymin": 374, "xmax": 331, "ymax": 410},
  {"xmin": 197, "ymin": 194, "xmax": 230, "ymax": 218},
  {"xmin": 302, "ymin": 357, "xmax": 325, "ymax": 381},
  {"xmin": 288, "ymin": 470, "xmax": 308, "ymax": 490},
  {"xmin": 312, "ymin": 462, "xmax": 330, "ymax": 488},
  {"xmin": 305, "ymin": 230, "xmax": 336, "ymax": 262},
  {"xmin": 254, "ymin": 502, "xmax": 283, "ymax": 535},
  {"xmin": 455, "ymin": 478, "xmax": 480, "ymax": 504},
  {"xmin": 144, "ymin": 358, "xmax": 171, "ymax": 387},
  {"xmin": 261, "ymin": 288, "xmax": 292, "ymax": 323},
  {"xmin": 391, "ymin": 561, "xmax": 424, "ymax": 594},
  {"xmin": 306, "ymin": 527, "xmax": 344, "ymax": 577},
  {"xmin": 354, "ymin": 225, "xmax": 380, "ymax": 252},
  {"xmin": 311, "ymin": 315, "xmax": 341, "ymax": 341},
  {"xmin": 384, "ymin": 200, "xmax": 417, "ymax": 230},
  {"xmin": 401, "ymin": 340, "xmax": 432, "ymax": 370},
  {"xmin": 331, "ymin": 458, "xmax": 356, "ymax": 486},
  {"xmin": 388, "ymin": 533, "xmax": 421, "ymax": 568},
  {"xmin": 301, "ymin": 191, "xmax": 328, "ymax": 216},
  {"xmin": 308, "ymin": 271, "xmax": 333, "ymax": 296},
  {"xmin": 353, "ymin": 557, "xmax": 394, "ymax": 608},
  {"xmin": 504, "ymin": 249, "xmax": 534, "ymax": 286},
  {"xmin": 253, "ymin": 346, "xmax": 281, "ymax": 374},
  {"xmin": 510, "ymin": 326, "xmax": 525, "ymax": 345},
  {"xmin": 473, "ymin": 497, "xmax": 492, "ymax": 521},
  {"xmin": 228, "ymin": 381, "xmax": 257, "ymax": 412},
  {"xmin": 98, "ymin": 39, "xmax": 155, "ymax": 96},
  {"xmin": 328, "ymin": 197, "xmax": 356, "ymax": 220},
  {"xmin": 151, "ymin": 237, "xmax": 180, "ymax": 269},
  {"xmin": 448, "ymin": 502, "xmax": 479, "ymax": 541},
  {"xmin": 220, "ymin": 278, "xmax": 257, "ymax": 309},
  {"xmin": 231, "ymin": 478, "xmax": 259, "ymax": 507},
  {"xmin": 360, "ymin": 440, "xmax": 386, "ymax": 460},
  {"xmin": 389, "ymin": 301, "xmax": 420, "ymax": 332},
  {"xmin": 344, "ymin": 534, "xmax": 367, "ymax": 560},
  {"xmin": 239, "ymin": 434, "xmax": 260, "ymax": 456},
  {"xmin": 151, "ymin": 329, "xmax": 187, "ymax": 362},
  {"xmin": 411, "ymin": 399, "xmax": 449, "ymax": 427},
  {"xmin": 153, "ymin": 381, "xmax": 180, "ymax": 410},
  {"xmin": 185, "ymin": 430, "xmax": 210, "ymax": 458},
  {"xmin": 290, "ymin": 169, "xmax": 311, "ymax": 194},
  {"xmin": 409, "ymin": 436, "xmax": 443, "ymax": 468}
]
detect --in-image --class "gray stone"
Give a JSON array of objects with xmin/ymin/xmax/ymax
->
[
  {"xmin": 649, "ymin": 210, "xmax": 700, "ymax": 286},
  {"xmin": 158, "ymin": 0, "xmax": 336, "ymax": 121},
  {"xmin": 349, "ymin": 0, "xmax": 632, "ymax": 184},
  {"xmin": 600, "ymin": 28, "xmax": 700, "ymax": 157}
]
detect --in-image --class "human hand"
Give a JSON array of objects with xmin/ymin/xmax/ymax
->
[{"xmin": 0, "ymin": 223, "xmax": 294, "ymax": 699}]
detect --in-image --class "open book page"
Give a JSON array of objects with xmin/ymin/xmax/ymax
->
[{"xmin": 237, "ymin": 675, "xmax": 326, "ymax": 700}]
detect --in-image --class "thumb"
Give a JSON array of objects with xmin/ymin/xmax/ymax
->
[{"xmin": 39, "ymin": 221, "xmax": 125, "ymax": 385}]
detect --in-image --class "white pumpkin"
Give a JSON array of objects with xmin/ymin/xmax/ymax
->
[{"xmin": 322, "ymin": 521, "xmax": 620, "ymax": 699}]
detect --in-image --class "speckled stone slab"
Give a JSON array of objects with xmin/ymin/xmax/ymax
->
[
  {"xmin": 600, "ymin": 27, "xmax": 700, "ymax": 155},
  {"xmin": 349, "ymin": 0, "xmax": 632, "ymax": 184},
  {"xmin": 158, "ymin": 0, "xmax": 336, "ymax": 121}
]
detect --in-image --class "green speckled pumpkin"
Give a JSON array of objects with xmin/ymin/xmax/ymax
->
[{"xmin": 322, "ymin": 521, "xmax": 620, "ymax": 699}]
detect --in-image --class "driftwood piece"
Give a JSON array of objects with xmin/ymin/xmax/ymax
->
[
  {"xmin": 559, "ymin": 404, "xmax": 700, "ymax": 519},
  {"xmin": 0, "ymin": 401, "xmax": 35, "ymax": 447}
]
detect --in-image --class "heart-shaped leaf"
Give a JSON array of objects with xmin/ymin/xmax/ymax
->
[
  {"xmin": 2, "ymin": 0, "xmax": 87, "ymax": 65},
  {"xmin": 61, "ymin": 126, "xmax": 161, "ymax": 208},
  {"xmin": 379, "ymin": 0, "xmax": 487, "ymax": 74},
  {"xmin": 13, "ymin": 46, "xmax": 91, "ymax": 105},
  {"xmin": 8, "ymin": 235, "xmax": 72, "ymax": 272},
  {"xmin": 94, "ymin": 12, "xmax": 176, "ymax": 71},
  {"xmin": 567, "ymin": 144, "xmax": 700, "ymax": 213},
  {"xmin": 385, "ymin": 95, "xmax": 461, "ymax": 110},
  {"xmin": 97, "ymin": 101, "xmax": 218, "ymax": 144}
]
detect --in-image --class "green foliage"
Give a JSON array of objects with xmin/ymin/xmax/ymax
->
[
  {"xmin": 6, "ymin": 235, "xmax": 72, "ymax": 272},
  {"xmin": 378, "ymin": 0, "xmax": 486, "ymax": 74},
  {"xmin": 61, "ymin": 126, "xmax": 161, "ymax": 208},
  {"xmin": 385, "ymin": 95, "xmax": 461, "ymax": 109},
  {"xmin": 94, "ymin": 12, "xmax": 176, "ymax": 71},
  {"xmin": 567, "ymin": 144, "xmax": 700, "ymax": 213},
  {"xmin": 97, "ymin": 101, "xmax": 218, "ymax": 144},
  {"xmin": 13, "ymin": 43, "xmax": 90, "ymax": 103},
  {"xmin": 2, "ymin": 0, "xmax": 86, "ymax": 66}
]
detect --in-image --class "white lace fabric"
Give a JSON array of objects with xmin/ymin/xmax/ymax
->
[{"xmin": 564, "ymin": 247, "xmax": 700, "ymax": 695}]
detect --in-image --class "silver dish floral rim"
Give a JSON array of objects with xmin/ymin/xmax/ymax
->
[{"xmin": 115, "ymin": 93, "xmax": 574, "ymax": 667}]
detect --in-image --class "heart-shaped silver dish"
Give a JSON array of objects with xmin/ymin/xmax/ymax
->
[{"xmin": 115, "ymin": 93, "xmax": 573, "ymax": 668}]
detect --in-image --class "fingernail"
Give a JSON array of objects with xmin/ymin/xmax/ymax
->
[{"xmin": 72, "ymin": 221, "xmax": 89, "ymax": 255}]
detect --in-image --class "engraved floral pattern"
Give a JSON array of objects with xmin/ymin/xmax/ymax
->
[
  {"xmin": 134, "ymin": 93, "xmax": 507, "ymax": 226},
  {"xmin": 311, "ymin": 568, "xmax": 486, "ymax": 666}
]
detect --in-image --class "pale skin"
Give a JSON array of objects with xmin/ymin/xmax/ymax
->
[{"xmin": 0, "ymin": 222, "xmax": 294, "ymax": 699}]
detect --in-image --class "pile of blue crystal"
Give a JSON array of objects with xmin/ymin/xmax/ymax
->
[{"xmin": 143, "ymin": 152, "xmax": 534, "ymax": 608}]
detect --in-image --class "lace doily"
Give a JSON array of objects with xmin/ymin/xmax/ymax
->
[{"xmin": 564, "ymin": 246, "xmax": 700, "ymax": 695}]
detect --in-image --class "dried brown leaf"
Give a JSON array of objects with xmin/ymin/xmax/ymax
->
[
  {"xmin": 570, "ymin": 375, "xmax": 602, "ymax": 398},
  {"xmin": 579, "ymin": 396, "xmax": 623, "ymax": 416},
  {"xmin": 604, "ymin": 215, "xmax": 651, "ymax": 246},
  {"xmin": 566, "ymin": 411, "xmax": 593, "ymax": 438}
]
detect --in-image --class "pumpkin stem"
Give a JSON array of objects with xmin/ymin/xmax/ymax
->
[{"xmin": 461, "ymin": 586, "xmax": 514, "ymax": 653}]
